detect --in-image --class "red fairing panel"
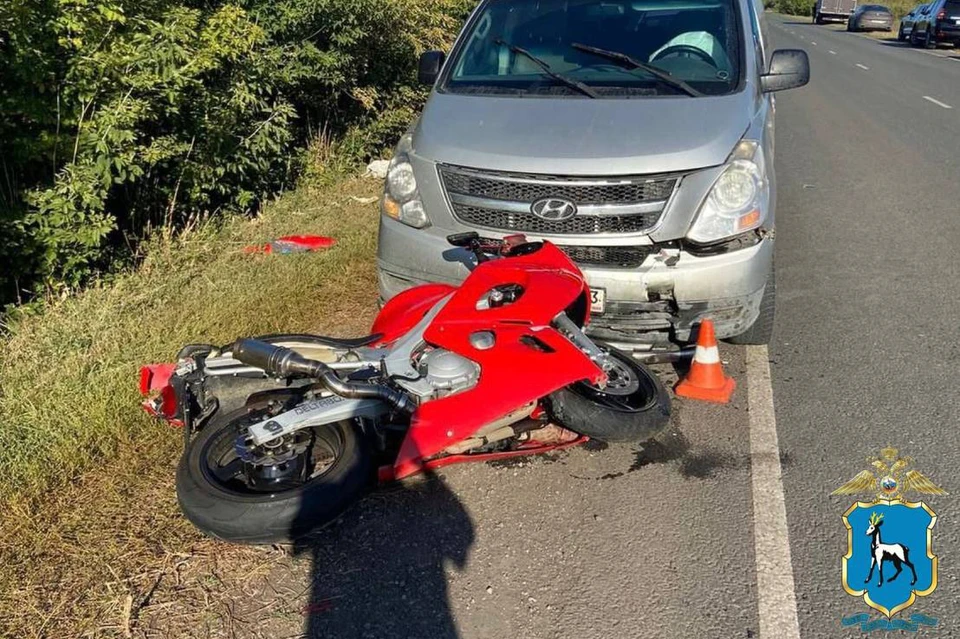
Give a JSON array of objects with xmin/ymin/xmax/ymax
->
[
  {"xmin": 371, "ymin": 283, "xmax": 456, "ymax": 345},
  {"xmin": 139, "ymin": 363, "xmax": 175, "ymax": 396},
  {"xmin": 393, "ymin": 243, "xmax": 602, "ymax": 478},
  {"xmin": 138, "ymin": 363, "xmax": 181, "ymax": 424},
  {"xmin": 431, "ymin": 242, "xmax": 589, "ymax": 327}
]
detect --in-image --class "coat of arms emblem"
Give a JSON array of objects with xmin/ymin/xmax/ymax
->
[{"xmin": 833, "ymin": 447, "xmax": 945, "ymax": 630}]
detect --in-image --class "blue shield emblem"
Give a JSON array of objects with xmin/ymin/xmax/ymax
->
[{"xmin": 842, "ymin": 499, "xmax": 938, "ymax": 617}]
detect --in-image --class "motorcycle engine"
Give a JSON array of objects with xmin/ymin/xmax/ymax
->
[{"xmin": 419, "ymin": 349, "xmax": 480, "ymax": 397}]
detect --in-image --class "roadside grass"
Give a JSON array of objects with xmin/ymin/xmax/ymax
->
[
  {"xmin": 861, "ymin": 26, "xmax": 899, "ymax": 40},
  {"xmin": 820, "ymin": 20, "xmax": 899, "ymax": 39},
  {"xmin": 0, "ymin": 172, "xmax": 383, "ymax": 637}
]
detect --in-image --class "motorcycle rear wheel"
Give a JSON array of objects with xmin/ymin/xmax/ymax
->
[
  {"xmin": 547, "ymin": 344, "xmax": 671, "ymax": 443},
  {"xmin": 176, "ymin": 404, "xmax": 370, "ymax": 544}
]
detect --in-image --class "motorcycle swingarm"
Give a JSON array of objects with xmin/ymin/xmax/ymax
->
[{"xmin": 245, "ymin": 395, "xmax": 389, "ymax": 446}]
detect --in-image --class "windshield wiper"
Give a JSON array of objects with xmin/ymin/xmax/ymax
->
[
  {"xmin": 571, "ymin": 42, "xmax": 704, "ymax": 98},
  {"xmin": 494, "ymin": 39, "xmax": 599, "ymax": 99}
]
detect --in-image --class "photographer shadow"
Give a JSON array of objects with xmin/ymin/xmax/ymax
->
[{"xmin": 292, "ymin": 472, "xmax": 474, "ymax": 639}]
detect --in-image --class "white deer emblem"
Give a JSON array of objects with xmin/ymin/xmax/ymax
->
[{"xmin": 864, "ymin": 512, "xmax": 917, "ymax": 587}]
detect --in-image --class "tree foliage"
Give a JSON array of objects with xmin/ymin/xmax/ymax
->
[{"xmin": 0, "ymin": 0, "xmax": 473, "ymax": 304}]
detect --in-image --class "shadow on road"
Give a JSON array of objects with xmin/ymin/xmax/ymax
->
[{"xmin": 292, "ymin": 472, "xmax": 474, "ymax": 639}]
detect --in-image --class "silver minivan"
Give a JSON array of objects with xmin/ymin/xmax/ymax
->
[{"xmin": 377, "ymin": 0, "xmax": 808, "ymax": 349}]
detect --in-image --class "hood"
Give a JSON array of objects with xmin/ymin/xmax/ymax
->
[{"xmin": 413, "ymin": 91, "xmax": 754, "ymax": 176}]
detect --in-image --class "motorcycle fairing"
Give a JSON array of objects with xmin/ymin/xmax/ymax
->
[
  {"xmin": 393, "ymin": 325, "xmax": 603, "ymax": 478},
  {"xmin": 371, "ymin": 283, "xmax": 456, "ymax": 345},
  {"xmin": 392, "ymin": 243, "xmax": 604, "ymax": 478}
]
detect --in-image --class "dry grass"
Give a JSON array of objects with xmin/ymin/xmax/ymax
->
[
  {"xmin": 0, "ymin": 174, "xmax": 383, "ymax": 637},
  {"xmin": 820, "ymin": 21, "xmax": 899, "ymax": 39},
  {"xmin": 0, "ymin": 429, "xmax": 321, "ymax": 638}
]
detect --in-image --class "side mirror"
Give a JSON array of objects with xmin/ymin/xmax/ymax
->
[
  {"xmin": 761, "ymin": 49, "xmax": 810, "ymax": 93},
  {"xmin": 418, "ymin": 50, "xmax": 446, "ymax": 86}
]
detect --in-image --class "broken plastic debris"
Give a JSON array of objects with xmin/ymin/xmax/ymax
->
[{"xmin": 243, "ymin": 235, "xmax": 336, "ymax": 255}]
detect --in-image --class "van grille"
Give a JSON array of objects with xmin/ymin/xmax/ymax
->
[
  {"xmin": 458, "ymin": 206, "xmax": 660, "ymax": 235},
  {"xmin": 480, "ymin": 238, "xmax": 654, "ymax": 269},
  {"xmin": 441, "ymin": 169, "xmax": 675, "ymax": 204},
  {"xmin": 558, "ymin": 245, "xmax": 654, "ymax": 268},
  {"xmin": 440, "ymin": 165, "xmax": 678, "ymax": 236}
]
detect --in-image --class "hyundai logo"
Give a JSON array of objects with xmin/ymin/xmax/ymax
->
[{"xmin": 531, "ymin": 197, "xmax": 578, "ymax": 221}]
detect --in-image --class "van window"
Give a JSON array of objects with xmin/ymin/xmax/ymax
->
[{"xmin": 444, "ymin": 0, "xmax": 743, "ymax": 97}]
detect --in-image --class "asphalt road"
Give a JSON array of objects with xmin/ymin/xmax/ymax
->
[
  {"xmin": 770, "ymin": 13, "xmax": 960, "ymax": 638},
  {"xmin": 249, "ymin": 16, "xmax": 960, "ymax": 638}
]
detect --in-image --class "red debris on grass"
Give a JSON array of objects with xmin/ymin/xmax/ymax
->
[{"xmin": 243, "ymin": 235, "xmax": 337, "ymax": 255}]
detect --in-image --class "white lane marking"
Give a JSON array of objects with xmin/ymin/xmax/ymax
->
[
  {"xmin": 811, "ymin": 41, "xmax": 818, "ymax": 45},
  {"xmin": 856, "ymin": 63, "xmax": 870, "ymax": 70},
  {"xmin": 747, "ymin": 346, "xmax": 801, "ymax": 639},
  {"xmin": 923, "ymin": 95, "xmax": 953, "ymax": 109},
  {"xmin": 829, "ymin": 50, "xmax": 837, "ymax": 54}
]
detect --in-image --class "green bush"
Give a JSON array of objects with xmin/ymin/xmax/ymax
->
[
  {"xmin": 0, "ymin": 0, "xmax": 474, "ymax": 305},
  {"xmin": 768, "ymin": 0, "xmax": 814, "ymax": 17}
]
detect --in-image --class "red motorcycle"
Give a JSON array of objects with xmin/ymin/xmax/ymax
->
[{"xmin": 140, "ymin": 233, "xmax": 670, "ymax": 543}]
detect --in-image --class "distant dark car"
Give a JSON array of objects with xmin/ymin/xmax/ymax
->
[
  {"xmin": 899, "ymin": 3, "xmax": 929, "ymax": 40},
  {"xmin": 911, "ymin": 0, "xmax": 960, "ymax": 47},
  {"xmin": 848, "ymin": 4, "xmax": 894, "ymax": 31}
]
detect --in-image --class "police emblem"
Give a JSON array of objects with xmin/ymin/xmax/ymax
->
[{"xmin": 833, "ymin": 447, "xmax": 946, "ymax": 630}]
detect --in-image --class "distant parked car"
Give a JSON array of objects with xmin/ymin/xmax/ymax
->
[
  {"xmin": 911, "ymin": 0, "xmax": 960, "ymax": 47},
  {"xmin": 848, "ymin": 4, "xmax": 894, "ymax": 31},
  {"xmin": 899, "ymin": 4, "xmax": 929, "ymax": 41}
]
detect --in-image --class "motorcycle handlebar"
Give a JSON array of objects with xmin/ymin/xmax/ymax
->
[
  {"xmin": 232, "ymin": 338, "xmax": 416, "ymax": 414},
  {"xmin": 445, "ymin": 232, "xmax": 541, "ymax": 264}
]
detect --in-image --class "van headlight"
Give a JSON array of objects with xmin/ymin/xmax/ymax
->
[
  {"xmin": 686, "ymin": 140, "xmax": 768, "ymax": 244},
  {"xmin": 382, "ymin": 134, "xmax": 431, "ymax": 229}
]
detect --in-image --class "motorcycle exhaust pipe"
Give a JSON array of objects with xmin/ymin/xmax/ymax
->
[{"xmin": 232, "ymin": 338, "xmax": 416, "ymax": 415}]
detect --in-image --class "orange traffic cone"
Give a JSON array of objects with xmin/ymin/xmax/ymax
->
[{"xmin": 675, "ymin": 319, "xmax": 736, "ymax": 403}]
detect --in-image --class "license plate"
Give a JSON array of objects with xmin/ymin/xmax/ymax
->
[{"xmin": 589, "ymin": 287, "xmax": 606, "ymax": 314}]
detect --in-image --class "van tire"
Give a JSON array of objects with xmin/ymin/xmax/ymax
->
[{"xmin": 726, "ymin": 267, "xmax": 776, "ymax": 346}]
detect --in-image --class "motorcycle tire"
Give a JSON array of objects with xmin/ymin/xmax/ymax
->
[
  {"xmin": 176, "ymin": 406, "xmax": 370, "ymax": 544},
  {"xmin": 547, "ymin": 343, "xmax": 671, "ymax": 443}
]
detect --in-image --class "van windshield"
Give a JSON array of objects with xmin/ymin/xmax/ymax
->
[{"xmin": 444, "ymin": 0, "xmax": 743, "ymax": 98}]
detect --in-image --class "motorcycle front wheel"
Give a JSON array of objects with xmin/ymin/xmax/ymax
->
[
  {"xmin": 547, "ymin": 344, "xmax": 671, "ymax": 443},
  {"xmin": 176, "ymin": 404, "xmax": 370, "ymax": 544}
]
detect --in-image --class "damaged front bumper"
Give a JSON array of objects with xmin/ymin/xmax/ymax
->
[
  {"xmin": 378, "ymin": 214, "xmax": 773, "ymax": 346},
  {"xmin": 584, "ymin": 234, "xmax": 771, "ymax": 344}
]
